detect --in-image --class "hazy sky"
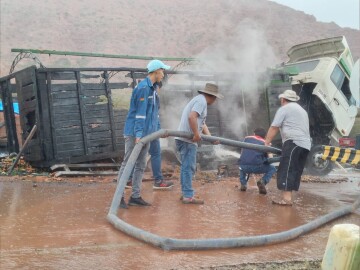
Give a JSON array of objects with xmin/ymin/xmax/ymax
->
[{"xmin": 270, "ymin": 0, "xmax": 360, "ymax": 30}]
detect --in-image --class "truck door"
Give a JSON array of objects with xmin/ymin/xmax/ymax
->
[{"xmin": 329, "ymin": 64, "xmax": 357, "ymax": 136}]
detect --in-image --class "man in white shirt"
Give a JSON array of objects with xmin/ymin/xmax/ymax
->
[{"xmin": 265, "ymin": 89, "xmax": 311, "ymax": 206}]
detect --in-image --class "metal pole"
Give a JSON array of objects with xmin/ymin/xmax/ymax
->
[{"xmin": 11, "ymin": 48, "xmax": 196, "ymax": 62}]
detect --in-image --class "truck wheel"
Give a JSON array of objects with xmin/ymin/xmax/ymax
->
[{"xmin": 305, "ymin": 144, "xmax": 333, "ymax": 175}]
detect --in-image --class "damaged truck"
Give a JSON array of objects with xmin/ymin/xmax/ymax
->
[
  {"xmin": 161, "ymin": 36, "xmax": 359, "ymax": 175},
  {"xmin": 0, "ymin": 36, "xmax": 358, "ymax": 176},
  {"xmin": 280, "ymin": 36, "xmax": 359, "ymax": 174}
]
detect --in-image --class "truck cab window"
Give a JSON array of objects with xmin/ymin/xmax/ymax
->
[{"xmin": 330, "ymin": 65, "xmax": 355, "ymax": 105}]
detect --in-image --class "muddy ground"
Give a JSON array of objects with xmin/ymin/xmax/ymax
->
[{"xmin": 1, "ymin": 161, "xmax": 360, "ymax": 269}]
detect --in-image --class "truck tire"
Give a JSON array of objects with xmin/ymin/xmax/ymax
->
[{"xmin": 305, "ymin": 144, "xmax": 333, "ymax": 175}]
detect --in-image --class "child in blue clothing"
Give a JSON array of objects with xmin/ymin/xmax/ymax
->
[{"xmin": 238, "ymin": 127, "xmax": 276, "ymax": 195}]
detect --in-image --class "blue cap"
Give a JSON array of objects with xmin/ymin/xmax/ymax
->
[{"xmin": 147, "ymin": 60, "xmax": 171, "ymax": 73}]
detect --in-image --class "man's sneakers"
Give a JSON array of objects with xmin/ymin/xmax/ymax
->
[
  {"xmin": 119, "ymin": 196, "xmax": 151, "ymax": 208},
  {"xmin": 257, "ymin": 180, "xmax": 267, "ymax": 195},
  {"xmin": 240, "ymin": 184, "xmax": 247, "ymax": 191},
  {"xmin": 153, "ymin": 180, "xmax": 174, "ymax": 190},
  {"xmin": 119, "ymin": 197, "xmax": 128, "ymax": 209},
  {"xmin": 128, "ymin": 196, "xmax": 151, "ymax": 206},
  {"xmin": 182, "ymin": 196, "xmax": 204, "ymax": 205}
]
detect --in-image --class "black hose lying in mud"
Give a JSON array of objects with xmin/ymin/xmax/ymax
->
[{"xmin": 107, "ymin": 129, "xmax": 360, "ymax": 250}]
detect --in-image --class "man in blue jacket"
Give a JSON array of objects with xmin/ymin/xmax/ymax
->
[
  {"xmin": 119, "ymin": 60, "xmax": 170, "ymax": 208},
  {"xmin": 238, "ymin": 127, "xmax": 276, "ymax": 195},
  {"xmin": 125, "ymin": 82, "xmax": 174, "ymax": 190}
]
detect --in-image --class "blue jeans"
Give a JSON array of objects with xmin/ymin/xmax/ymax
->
[
  {"xmin": 239, "ymin": 164, "xmax": 276, "ymax": 186},
  {"xmin": 176, "ymin": 139, "xmax": 197, "ymax": 198},
  {"xmin": 149, "ymin": 138, "xmax": 163, "ymax": 182},
  {"xmin": 119, "ymin": 136, "xmax": 150, "ymax": 198},
  {"xmin": 128, "ymin": 138, "xmax": 163, "ymax": 183}
]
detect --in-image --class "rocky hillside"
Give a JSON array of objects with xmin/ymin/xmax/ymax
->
[{"xmin": 0, "ymin": 0, "xmax": 359, "ymax": 75}]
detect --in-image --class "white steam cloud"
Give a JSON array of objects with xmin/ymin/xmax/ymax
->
[
  {"xmin": 195, "ymin": 19, "xmax": 278, "ymax": 138},
  {"xmin": 160, "ymin": 18, "xmax": 279, "ymax": 152}
]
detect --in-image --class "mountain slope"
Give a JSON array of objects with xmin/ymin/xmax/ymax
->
[{"xmin": 0, "ymin": 0, "xmax": 359, "ymax": 75}]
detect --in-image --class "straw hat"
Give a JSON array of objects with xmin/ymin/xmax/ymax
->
[
  {"xmin": 198, "ymin": 83, "xmax": 224, "ymax": 99},
  {"xmin": 278, "ymin": 89, "xmax": 300, "ymax": 102}
]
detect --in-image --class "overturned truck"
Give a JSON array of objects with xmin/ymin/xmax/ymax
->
[{"xmin": 0, "ymin": 36, "xmax": 358, "ymax": 175}]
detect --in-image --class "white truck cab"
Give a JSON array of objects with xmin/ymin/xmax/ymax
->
[{"xmin": 282, "ymin": 36, "xmax": 359, "ymax": 174}]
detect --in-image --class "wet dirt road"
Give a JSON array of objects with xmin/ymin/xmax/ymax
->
[{"xmin": 0, "ymin": 174, "xmax": 359, "ymax": 269}]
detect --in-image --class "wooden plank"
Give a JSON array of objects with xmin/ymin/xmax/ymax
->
[
  {"xmin": 82, "ymin": 89, "xmax": 107, "ymax": 96},
  {"xmin": 88, "ymin": 145, "xmax": 114, "ymax": 154},
  {"xmin": 88, "ymin": 138, "xmax": 112, "ymax": 147},
  {"xmin": 113, "ymin": 109, "xmax": 128, "ymax": 117},
  {"xmin": 80, "ymin": 73, "xmax": 100, "ymax": 79},
  {"xmin": 51, "ymin": 91, "xmax": 79, "ymax": 99},
  {"xmin": 116, "ymin": 137, "xmax": 126, "ymax": 143},
  {"xmin": 115, "ymin": 136, "xmax": 125, "ymax": 143},
  {"xmin": 76, "ymin": 71, "xmax": 88, "ymax": 155},
  {"xmin": 55, "ymin": 134, "xmax": 83, "ymax": 143},
  {"xmin": 14, "ymin": 66, "xmax": 37, "ymax": 86},
  {"xmin": 84, "ymin": 103, "xmax": 108, "ymax": 112},
  {"xmin": 50, "ymin": 83, "xmax": 77, "ymax": 92},
  {"xmin": 22, "ymin": 139, "xmax": 42, "ymax": 160},
  {"xmin": 36, "ymin": 72, "xmax": 46, "ymax": 81},
  {"xmin": 46, "ymin": 71, "xmax": 58, "ymax": 159},
  {"xmin": 55, "ymin": 126, "xmax": 82, "ymax": 136},
  {"xmin": 53, "ymin": 112, "xmax": 81, "ymax": 123},
  {"xmin": 0, "ymin": 80, "xmax": 19, "ymax": 153},
  {"xmin": 21, "ymin": 84, "xmax": 36, "ymax": 101},
  {"xmin": 54, "ymin": 119, "xmax": 82, "ymax": 127},
  {"xmin": 82, "ymin": 96, "xmax": 106, "ymax": 104},
  {"xmin": 84, "ymin": 108, "xmax": 109, "ymax": 118},
  {"xmin": 57, "ymin": 151, "xmax": 124, "ymax": 164},
  {"xmin": 52, "ymin": 98, "xmax": 79, "ymax": 106},
  {"xmin": 114, "ymin": 120, "xmax": 126, "ymax": 126},
  {"xmin": 108, "ymin": 82, "xmax": 130, "ymax": 89},
  {"xmin": 52, "ymin": 105, "xmax": 80, "ymax": 114},
  {"xmin": 125, "ymin": 72, "xmax": 147, "ymax": 79},
  {"xmin": 23, "ymin": 147, "xmax": 43, "ymax": 161},
  {"xmin": 81, "ymin": 83, "xmax": 106, "ymax": 90},
  {"xmin": 85, "ymin": 123, "xmax": 111, "ymax": 132},
  {"xmin": 51, "ymin": 72, "xmax": 76, "ymax": 80},
  {"xmin": 115, "ymin": 123, "xmax": 125, "ymax": 130},
  {"xmin": 104, "ymin": 70, "xmax": 118, "ymax": 152},
  {"xmin": 84, "ymin": 117, "xmax": 110, "ymax": 124},
  {"xmin": 114, "ymin": 124, "xmax": 125, "ymax": 130},
  {"xmin": 19, "ymin": 99, "xmax": 37, "ymax": 112},
  {"xmin": 130, "ymin": 71, "xmax": 137, "ymax": 89},
  {"xmin": 56, "ymin": 141, "xmax": 84, "ymax": 150},
  {"xmin": 114, "ymin": 128, "xmax": 126, "ymax": 135},
  {"xmin": 57, "ymin": 149, "xmax": 85, "ymax": 158},
  {"xmin": 36, "ymin": 72, "xmax": 54, "ymax": 161},
  {"xmin": 86, "ymin": 131, "xmax": 112, "ymax": 140}
]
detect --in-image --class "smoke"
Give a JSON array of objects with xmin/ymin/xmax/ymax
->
[
  {"xmin": 213, "ymin": 145, "xmax": 240, "ymax": 159},
  {"xmin": 160, "ymin": 16, "xmax": 279, "ymax": 152},
  {"xmin": 195, "ymin": 19, "xmax": 279, "ymax": 138}
]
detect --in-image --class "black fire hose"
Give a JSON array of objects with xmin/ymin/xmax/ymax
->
[{"xmin": 107, "ymin": 129, "xmax": 360, "ymax": 250}]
